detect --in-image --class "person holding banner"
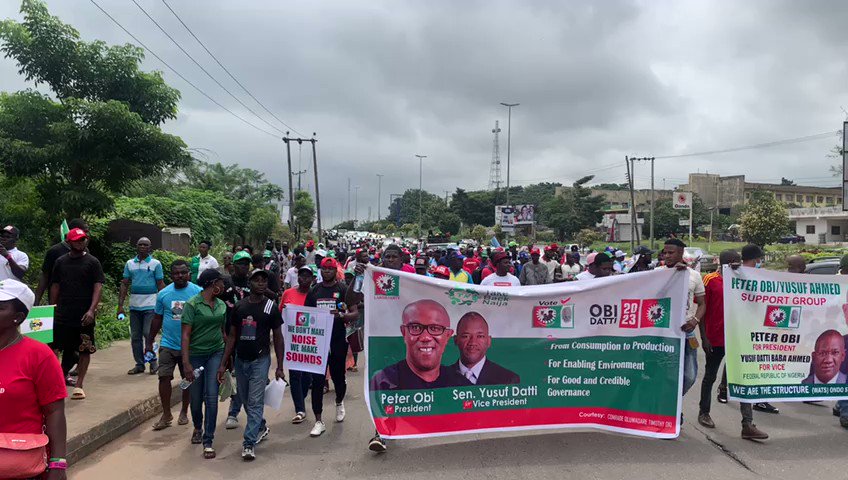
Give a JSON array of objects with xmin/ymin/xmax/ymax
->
[
  {"xmin": 219, "ymin": 268, "xmax": 285, "ymax": 461},
  {"xmin": 575, "ymin": 252, "xmax": 613, "ymax": 280},
  {"xmin": 697, "ymin": 250, "xmax": 768, "ymax": 440},
  {"xmin": 0, "ymin": 279, "xmax": 68, "ymax": 480},
  {"xmin": 304, "ymin": 257, "xmax": 359, "ymax": 437},
  {"xmin": 349, "ymin": 244, "xmax": 404, "ymax": 453},
  {"xmin": 660, "ymin": 239, "xmax": 704, "ymax": 399},
  {"xmin": 480, "ymin": 252, "xmax": 520, "ymax": 287},
  {"xmin": 281, "ymin": 265, "xmax": 318, "ymax": 425}
]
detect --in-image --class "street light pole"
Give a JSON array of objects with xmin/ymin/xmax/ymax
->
[
  {"xmin": 354, "ymin": 185, "xmax": 360, "ymax": 226},
  {"xmin": 376, "ymin": 173, "xmax": 384, "ymax": 221},
  {"xmin": 415, "ymin": 154, "xmax": 427, "ymax": 240},
  {"xmin": 500, "ymin": 102, "xmax": 519, "ymax": 206}
]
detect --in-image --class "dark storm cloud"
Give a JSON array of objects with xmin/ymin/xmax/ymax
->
[{"xmin": 2, "ymin": 0, "xmax": 848, "ymax": 227}]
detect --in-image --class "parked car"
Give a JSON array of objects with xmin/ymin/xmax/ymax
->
[
  {"xmin": 778, "ymin": 235, "xmax": 805, "ymax": 244},
  {"xmin": 805, "ymin": 259, "xmax": 840, "ymax": 275},
  {"xmin": 683, "ymin": 247, "xmax": 717, "ymax": 273}
]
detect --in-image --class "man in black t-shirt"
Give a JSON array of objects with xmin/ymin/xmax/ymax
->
[
  {"xmin": 219, "ymin": 269, "xmax": 285, "ymax": 461},
  {"xmin": 34, "ymin": 218, "xmax": 88, "ymax": 305},
  {"xmin": 49, "ymin": 228, "xmax": 105, "ymax": 400},
  {"xmin": 303, "ymin": 257, "xmax": 358, "ymax": 437}
]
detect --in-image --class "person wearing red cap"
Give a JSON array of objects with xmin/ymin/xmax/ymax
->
[
  {"xmin": 304, "ymin": 240, "xmax": 316, "ymax": 265},
  {"xmin": 303, "ymin": 257, "xmax": 359, "ymax": 437},
  {"xmin": 432, "ymin": 265, "xmax": 451, "ymax": 280},
  {"xmin": 480, "ymin": 252, "xmax": 520, "ymax": 287},
  {"xmin": 50, "ymin": 228, "xmax": 105, "ymax": 400},
  {"xmin": 519, "ymin": 247, "xmax": 549, "ymax": 285}
]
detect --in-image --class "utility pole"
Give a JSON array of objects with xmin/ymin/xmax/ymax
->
[
  {"xmin": 283, "ymin": 133, "xmax": 294, "ymax": 228},
  {"xmin": 354, "ymin": 185, "xmax": 360, "ymax": 226},
  {"xmin": 347, "ymin": 178, "xmax": 351, "ymax": 222},
  {"xmin": 630, "ymin": 156, "xmax": 655, "ymax": 250},
  {"xmin": 415, "ymin": 154, "xmax": 427, "ymax": 240},
  {"xmin": 292, "ymin": 169, "xmax": 307, "ymax": 192},
  {"xmin": 500, "ymin": 103, "xmax": 519, "ymax": 206},
  {"xmin": 309, "ymin": 135, "xmax": 322, "ymax": 243},
  {"xmin": 376, "ymin": 174, "xmax": 384, "ymax": 221},
  {"xmin": 625, "ymin": 156, "xmax": 638, "ymax": 253},
  {"xmin": 444, "ymin": 190, "xmax": 450, "ymax": 206}
]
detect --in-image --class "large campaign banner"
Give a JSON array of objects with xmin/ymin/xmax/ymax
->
[
  {"xmin": 283, "ymin": 305, "xmax": 333, "ymax": 375},
  {"xmin": 364, "ymin": 267, "xmax": 687, "ymax": 439},
  {"xmin": 724, "ymin": 266, "xmax": 848, "ymax": 402},
  {"xmin": 21, "ymin": 305, "xmax": 54, "ymax": 344}
]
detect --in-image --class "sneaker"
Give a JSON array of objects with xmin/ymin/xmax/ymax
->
[
  {"xmin": 336, "ymin": 402, "xmax": 346, "ymax": 422},
  {"xmin": 697, "ymin": 412, "xmax": 715, "ymax": 429},
  {"xmin": 741, "ymin": 423, "xmax": 769, "ymax": 440},
  {"xmin": 241, "ymin": 446, "xmax": 255, "ymax": 461},
  {"xmin": 753, "ymin": 402, "xmax": 779, "ymax": 414},
  {"xmin": 190, "ymin": 429, "xmax": 202, "ymax": 444},
  {"xmin": 292, "ymin": 412, "xmax": 306, "ymax": 424},
  {"xmin": 256, "ymin": 426, "xmax": 270, "ymax": 445},
  {"xmin": 716, "ymin": 388, "xmax": 728, "ymax": 404},
  {"xmin": 368, "ymin": 434, "xmax": 387, "ymax": 452},
  {"xmin": 127, "ymin": 366, "xmax": 145, "ymax": 375},
  {"xmin": 310, "ymin": 420, "xmax": 326, "ymax": 437},
  {"xmin": 225, "ymin": 416, "xmax": 239, "ymax": 429}
]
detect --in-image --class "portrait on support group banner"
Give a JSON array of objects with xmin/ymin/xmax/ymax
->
[
  {"xmin": 363, "ymin": 267, "xmax": 688, "ymax": 440},
  {"xmin": 724, "ymin": 266, "xmax": 848, "ymax": 402}
]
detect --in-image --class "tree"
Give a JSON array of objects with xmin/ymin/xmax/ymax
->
[
  {"xmin": 739, "ymin": 191, "xmax": 790, "ymax": 246},
  {"xmin": 0, "ymin": 1, "xmax": 190, "ymax": 218},
  {"xmin": 182, "ymin": 160, "xmax": 283, "ymax": 204},
  {"xmin": 469, "ymin": 224, "xmax": 488, "ymax": 243},
  {"xmin": 542, "ymin": 176, "xmax": 604, "ymax": 239},
  {"xmin": 332, "ymin": 220, "xmax": 355, "ymax": 230},
  {"xmin": 244, "ymin": 206, "xmax": 281, "ymax": 248},
  {"xmin": 575, "ymin": 228, "xmax": 602, "ymax": 247},
  {"xmin": 292, "ymin": 190, "xmax": 316, "ymax": 237}
]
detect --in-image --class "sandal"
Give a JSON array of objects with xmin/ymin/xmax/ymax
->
[
  {"xmin": 190, "ymin": 429, "xmax": 202, "ymax": 444},
  {"xmin": 71, "ymin": 387, "xmax": 86, "ymax": 400},
  {"xmin": 203, "ymin": 447, "xmax": 216, "ymax": 459},
  {"xmin": 152, "ymin": 419, "xmax": 172, "ymax": 431},
  {"xmin": 178, "ymin": 414, "xmax": 189, "ymax": 425}
]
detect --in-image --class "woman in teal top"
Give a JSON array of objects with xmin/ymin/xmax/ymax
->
[{"xmin": 181, "ymin": 269, "xmax": 227, "ymax": 459}]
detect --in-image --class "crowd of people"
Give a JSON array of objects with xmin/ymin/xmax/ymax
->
[{"xmin": 2, "ymin": 221, "xmax": 848, "ymax": 477}]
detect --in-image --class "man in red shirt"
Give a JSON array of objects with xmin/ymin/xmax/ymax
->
[{"xmin": 697, "ymin": 249, "xmax": 768, "ymax": 440}]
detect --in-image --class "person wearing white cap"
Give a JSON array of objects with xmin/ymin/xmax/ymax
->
[
  {"xmin": 613, "ymin": 250, "xmax": 626, "ymax": 273},
  {"xmin": 0, "ymin": 225, "xmax": 29, "ymax": 281},
  {"xmin": 0, "ymin": 279, "xmax": 69, "ymax": 479}
]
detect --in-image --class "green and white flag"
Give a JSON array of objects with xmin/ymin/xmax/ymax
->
[{"xmin": 21, "ymin": 305, "xmax": 54, "ymax": 344}]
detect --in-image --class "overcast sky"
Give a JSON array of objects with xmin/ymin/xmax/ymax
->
[{"xmin": 2, "ymin": 0, "xmax": 847, "ymax": 226}]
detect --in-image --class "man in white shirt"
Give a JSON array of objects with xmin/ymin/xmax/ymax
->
[
  {"xmin": 575, "ymin": 252, "xmax": 613, "ymax": 281},
  {"xmin": 0, "ymin": 225, "xmax": 29, "ymax": 281},
  {"xmin": 283, "ymin": 255, "xmax": 306, "ymax": 289},
  {"xmin": 480, "ymin": 252, "xmax": 520, "ymax": 287},
  {"xmin": 196, "ymin": 240, "xmax": 219, "ymax": 277},
  {"xmin": 661, "ymin": 238, "xmax": 705, "ymax": 397},
  {"xmin": 450, "ymin": 312, "xmax": 520, "ymax": 385}
]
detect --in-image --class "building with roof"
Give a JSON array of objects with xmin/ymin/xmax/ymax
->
[
  {"xmin": 788, "ymin": 207, "xmax": 848, "ymax": 244},
  {"xmin": 679, "ymin": 173, "xmax": 841, "ymax": 211}
]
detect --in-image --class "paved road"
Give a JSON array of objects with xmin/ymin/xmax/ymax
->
[{"xmin": 72, "ymin": 350, "xmax": 848, "ymax": 480}]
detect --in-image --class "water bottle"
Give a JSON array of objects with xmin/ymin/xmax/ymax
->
[
  {"xmin": 144, "ymin": 343, "xmax": 159, "ymax": 363},
  {"xmin": 353, "ymin": 274, "xmax": 364, "ymax": 293},
  {"xmin": 179, "ymin": 366, "xmax": 204, "ymax": 390}
]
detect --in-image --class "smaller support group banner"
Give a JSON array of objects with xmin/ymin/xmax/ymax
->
[
  {"xmin": 21, "ymin": 305, "xmax": 54, "ymax": 344},
  {"xmin": 724, "ymin": 266, "xmax": 848, "ymax": 402},
  {"xmin": 364, "ymin": 267, "xmax": 688, "ymax": 439},
  {"xmin": 283, "ymin": 305, "xmax": 333, "ymax": 375}
]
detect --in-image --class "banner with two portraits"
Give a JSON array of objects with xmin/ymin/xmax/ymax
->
[
  {"xmin": 364, "ymin": 267, "xmax": 688, "ymax": 439},
  {"xmin": 725, "ymin": 266, "xmax": 848, "ymax": 402}
]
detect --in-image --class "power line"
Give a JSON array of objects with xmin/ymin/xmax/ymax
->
[
  {"xmin": 161, "ymin": 0, "xmax": 305, "ymax": 138},
  {"xmin": 89, "ymin": 0, "xmax": 278, "ymax": 138},
  {"xmin": 654, "ymin": 131, "xmax": 839, "ymax": 159},
  {"xmin": 130, "ymin": 0, "xmax": 285, "ymax": 135}
]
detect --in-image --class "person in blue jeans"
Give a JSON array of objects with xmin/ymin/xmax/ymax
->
[
  {"xmin": 181, "ymin": 269, "xmax": 227, "ymax": 459},
  {"xmin": 219, "ymin": 269, "xmax": 286, "ymax": 461},
  {"xmin": 281, "ymin": 266, "xmax": 319, "ymax": 424},
  {"xmin": 119, "ymin": 237, "xmax": 165, "ymax": 375}
]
